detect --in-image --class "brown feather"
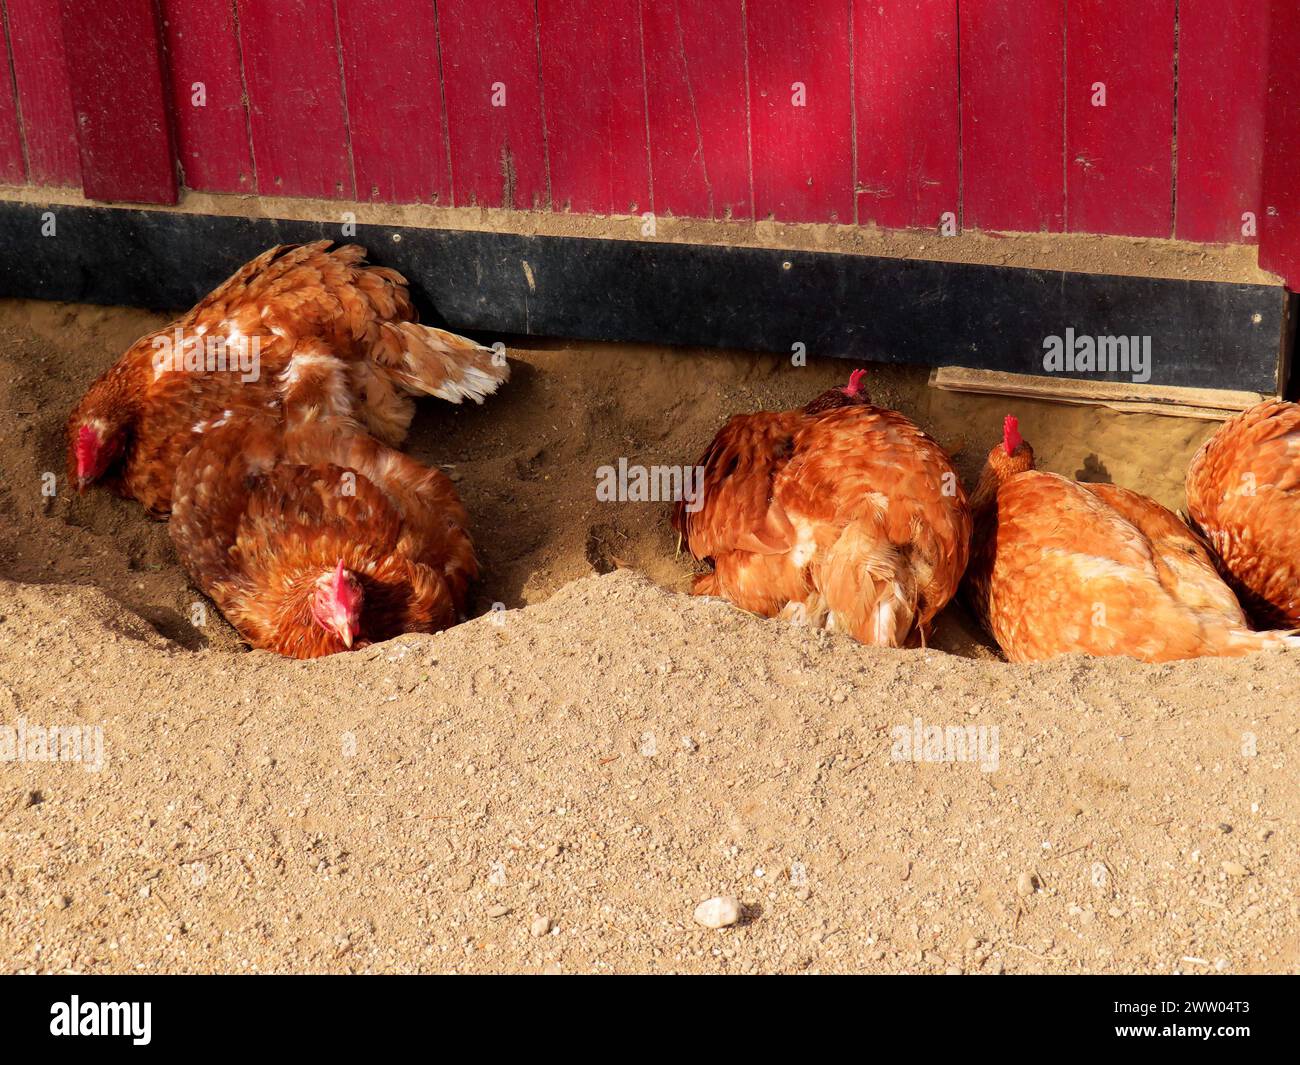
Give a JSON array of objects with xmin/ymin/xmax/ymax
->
[
  {"xmin": 966, "ymin": 433, "xmax": 1297, "ymax": 662},
  {"xmin": 169, "ymin": 407, "xmax": 476, "ymax": 659},
  {"xmin": 1186, "ymin": 400, "xmax": 1300, "ymax": 627},
  {"xmin": 67, "ymin": 241, "xmax": 508, "ymax": 515},
  {"xmin": 677, "ymin": 390, "xmax": 971, "ymax": 647}
]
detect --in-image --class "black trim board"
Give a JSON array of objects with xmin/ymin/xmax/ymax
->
[{"xmin": 0, "ymin": 202, "xmax": 1289, "ymax": 393}]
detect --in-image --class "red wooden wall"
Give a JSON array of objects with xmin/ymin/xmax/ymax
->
[{"xmin": 0, "ymin": 1, "xmax": 1295, "ymax": 283}]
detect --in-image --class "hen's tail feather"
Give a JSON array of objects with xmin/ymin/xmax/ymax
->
[
  {"xmin": 1220, "ymin": 628, "xmax": 1300, "ymax": 655},
  {"xmin": 383, "ymin": 321, "xmax": 510, "ymax": 405},
  {"xmin": 818, "ymin": 519, "xmax": 919, "ymax": 648}
]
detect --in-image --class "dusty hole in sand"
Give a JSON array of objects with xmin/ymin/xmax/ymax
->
[{"xmin": 0, "ymin": 298, "xmax": 1219, "ymax": 659}]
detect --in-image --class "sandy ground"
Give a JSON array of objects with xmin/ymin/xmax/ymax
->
[{"xmin": 1, "ymin": 298, "xmax": 1296, "ymax": 974}]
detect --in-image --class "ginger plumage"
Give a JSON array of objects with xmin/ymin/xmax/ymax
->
[
  {"xmin": 169, "ymin": 349, "xmax": 477, "ymax": 658},
  {"xmin": 965, "ymin": 415, "xmax": 1299, "ymax": 662},
  {"xmin": 674, "ymin": 369, "xmax": 970, "ymax": 647},
  {"xmin": 67, "ymin": 241, "xmax": 508, "ymax": 516},
  {"xmin": 1185, "ymin": 400, "xmax": 1300, "ymax": 628}
]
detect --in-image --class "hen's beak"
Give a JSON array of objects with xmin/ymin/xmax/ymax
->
[
  {"xmin": 339, "ymin": 622, "xmax": 356, "ymax": 649},
  {"xmin": 76, "ymin": 476, "xmax": 89, "ymax": 493}
]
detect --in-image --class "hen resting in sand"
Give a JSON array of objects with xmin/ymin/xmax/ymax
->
[
  {"xmin": 965, "ymin": 416, "xmax": 1298, "ymax": 662},
  {"xmin": 168, "ymin": 349, "xmax": 477, "ymax": 658},
  {"xmin": 674, "ymin": 370, "xmax": 971, "ymax": 647},
  {"xmin": 67, "ymin": 240, "xmax": 508, "ymax": 517},
  {"xmin": 1185, "ymin": 400, "xmax": 1300, "ymax": 628}
]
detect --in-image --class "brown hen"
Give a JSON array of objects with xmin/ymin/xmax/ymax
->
[
  {"xmin": 67, "ymin": 241, "xmax": 507, "ymax": 516},
  {"xmin": 169, "ymin": 350, "xmax": 477, "ymax": 658},
  {"xmin": 965, "ymin": 416, "xmax": 1298, "ymax": 662},
  {"xmin": 673, "ymin": 370, "xmax": 971, "ymax": 647},
  {"xmin": 1185, "ymin": 400, "xmax": 1300, "ymax": 627}
]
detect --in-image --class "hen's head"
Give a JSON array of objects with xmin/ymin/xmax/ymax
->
[
  {"xmin": 845, "ymin": 368, "xmax": 870, "ymax": 399},
  {"xmin": 988, "ymin": 415, "xmax": 1035, "ymax": 479},
  {"xmin": 310, "ymin": 560, "xmax": 364, "ymax": 649},
  {"xmin": 970, "ymin": 414, "xmax": 1035, "ymax": 511},
  {"xmin": 68, "ymin": 418, "xmax": 126, "ymax": 492},
  {"xmin": 803, "ymin": 368, "xmax": 872, "ymax": 414}
]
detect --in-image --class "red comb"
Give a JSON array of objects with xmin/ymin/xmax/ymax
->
[
  {"xmin": 75, "ymin": 425, "xmax": 98, "ymax": 474},
  {"xmin": 1003, "ymin": 415, "xmax": 1022, "ymax": 455},
  {"xmin": 845, "ymin": 368, "xmax": 868, "ymax": 396}
]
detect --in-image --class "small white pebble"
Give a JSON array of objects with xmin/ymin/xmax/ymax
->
[{"xmin": 694, "ymin": 896, "xmax": 742, "ymax": 929}]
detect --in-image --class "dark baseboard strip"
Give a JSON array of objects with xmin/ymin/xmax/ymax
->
[{"xmin": 0, "ymin": 201, "xmax": 1289, "ymax": 393}]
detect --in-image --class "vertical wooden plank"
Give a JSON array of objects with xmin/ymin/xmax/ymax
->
[
  {"xmin": 1260, "ymin": 0, "xmax": 1300, "ymax": 289},
  {"xmin": 236, "ymin": 0, "xmax": 353, "ymax": 199},
  {"xmin": 747, "ymin": 0, "xmax": 853, "ymax": 223},
  {"xmin": 159, "ymin": 0, "xmax": 254, "ymax": 194},
  {"xmin": 1065, "ymin": 0, "xmax": 1174, "ymax": 237},
  {"xmin": 641, "ymin": 0, "xmax": 750, "ymax": 221},
  {"xmin": 59, "ymin": 0, "xmax": 178, "ymax": 204},
  {"xmin": 960, "ymin": 0, "xmax": 1064, "ymax": 232},
  {"xmin": 0, "ymin": 3, "xmax": 25, "ymax": 184},
  {"xmin": 538, "ymin": 0, "xmax": 649, "ymax": 215},
  {"xmin": 4, "ymin": 0, "xmax": 77, "ymax": 186},
  {"xmin": 852, "ymin": 0, "xmax": 958, "ymax": 230},
  {"xmin": 1175, "ymin": 0, "xmax": 1269, "ymax": 245},
  {"xmin": 336, "ymin": 0, "xmax": 447, "ymax": 204},
  {"xmin": 439, "ymin": 0, "xmax": 547, "ymax": 210}
]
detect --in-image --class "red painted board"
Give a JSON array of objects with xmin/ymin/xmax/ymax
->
[
  {"xmin": 336, "ymin": 0, "xmax": 447, "ymax": 204},
  {"xmin": 1259, "ymin": 0, "xmax": 1300, "ymax": 289},
  {"xmin": 4, "ymin": 0, "xmax": 77, "ymax": 186},
  {"xmin": 236, "ymin": 0, "xmax": 353, "ymax": 199},
  {"xmin": 537, "ymin": 0, "xmax": 649, "ymax": 215},
  {"xmin": 960, "ymin": 0, "xmax": 1064, "ymax": 232},
  {"xmin": 641, "ymin": 0, "xmax": 750, "ymax": 221},
  {"xmin": 58, "ymin": 0, "xmax": 178, "ymax": 203},
  {"xmin": 439, "ymin": 0, "xmax": 547, "ymax": 210},
  {"xmin": 747, "ymin": 0, "xmax": 853, "ymax": 223},
  {"xmin": 1065, "ymin": 0, "xmax": 1174, "ymax": 237},
  {"xmin": 159, "ymin": 0, "xmax": 254, "ymax": 194},
  {"xmin": 853, "ymin": 0, "xmax": 958, "ymax": 230},
  {"xmin": 0, "ymin": 15, "xmax": 24, "ymax": 184},
  {"xmin": 1175, "ymin": 0, "xmax": 1269, "ymax": 245}
]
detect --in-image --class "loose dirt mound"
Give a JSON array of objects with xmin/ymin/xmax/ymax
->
[
  {"xmin": 1, "ymin": 571, "xmax": 1297, "ymax": 974},
  {"xmin": 1, "ymin": 297, "xmax": 1293, "ymax": 974}
]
